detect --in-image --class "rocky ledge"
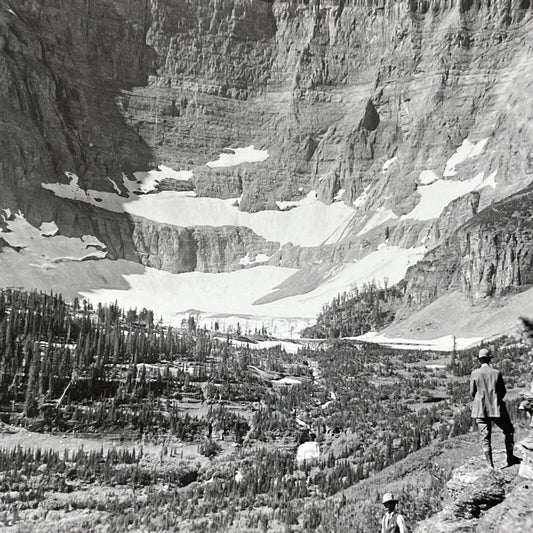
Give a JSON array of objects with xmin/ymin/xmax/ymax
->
[{"xmin": 415, "ymin": 448, "xmax": 532, "ymax": 532}]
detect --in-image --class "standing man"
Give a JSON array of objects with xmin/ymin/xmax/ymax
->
[
  {"xmin": 470, "ymin": 347, "xmax": 521, "ymax": 468},
  {"xmin": 381, "ymin": 493, "xmax": 407, "ymax": 533}
]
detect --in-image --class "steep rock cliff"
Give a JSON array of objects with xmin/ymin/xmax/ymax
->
[{"xmin": 402, "ymin": 185, "xmax": 533, "ymax": 312}]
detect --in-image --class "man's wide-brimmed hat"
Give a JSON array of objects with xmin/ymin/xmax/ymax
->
[
  {"xmin": 478, "ymin": 348, "xmax": 492, "ymax": 359},
  {"xmin": 382, "ymin": 493, "xmax": 398, "ymax": 504}
]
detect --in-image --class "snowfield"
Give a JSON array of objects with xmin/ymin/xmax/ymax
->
[
  {"xmin": 443, "ymin": 138, "xmax": 489, "ymax": 177},
  {"xmin": 0, "ymin": 213, "xmax": 107, "ymax": 265},
  {"xmin": 206, "ymin": 145, "xmax": 269, "ymax": 168},
  {"xmin": 43, "ymin": 175, "xmax": 355, "ymax": 247},
  {"xmin": 239, "ymin": 253, "xmax": 271, "ymax": 266},
  {"xmin": 127, "ymin": 165, "xmax": 193, "ymax": 194},
  {"xmin": 227, "ymin": 339, "xmax": 302, "ymax": 354},
  {"xmin": 42, "ymin": 173, "xmax": 127, "ymax": 213},
  {"xmin": 124, "ymin": 193, "xmax": 355, "ymax": 247},
  {"xmin": 357, "ymin": 207, "xmax": 398, "ymax": 236},
  {"xmin": 418, "ymin": 170, "xmax": 439, "ymax": 185},
  {"xmin": 402, "ymin": 171, "xmax": 497, "ymax": 221},
  {"xmin": 353, "ymin": 332, "xmax": 484, "ymax": 351},
  {"xmin": 80, "ymin": 245, "xmax": 426, "ymax": 336}
]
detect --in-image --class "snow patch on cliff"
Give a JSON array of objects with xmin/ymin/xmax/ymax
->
[
  {"xmin": 206, "ymin": 146, "xmax": 269, "ymax": 168},
  {"xmin": 239, "ymin": 253, "xmax": 271, "ymax": 266},
  {"xmin": 0, "ymin": 214, "xmax": 107, "ymax": 264},
  {"xmin": 276, "ymin": 190, "xmax": 318, "ymax": 210},
  {"xmin": 42, "ymin": 173, "xmax": 126, "ymax": 213},
  {"xmin": 443, "ymin": 138, "xmax": 489, "ymax": 177},
  {"xmin": 353, "ymin": 186, "xmax": 371, "ymax": 210},
  {"xmin": 403, "ymin": 170, "xmax": 497, "ymax": 221},
  {"xmin": 42, "ymin": 175, "xmax": 354, "ymax": 247},
  {"xmin": 382, "ymin": 157, "xmax": 398, "ymax": 172},
  {"xmin": 127, "ymin": 166, "xmax": 193, "ymax": 194},
  {"xmin": 39, "ymin": 221, "xmax": 59, "ymax": 237},
  {"xmin": 418, "ymin": 170, "xmax": 439, "ymax": 185},
  {"xmin": 334, "ymin": 188, "xmax": 345, "ymax": 201}
]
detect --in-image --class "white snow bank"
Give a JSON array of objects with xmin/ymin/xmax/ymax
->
[
  {"xmin": 276, "ymin": 190, "xmax": 318, "ymax": 210},
  {"xmin": 0, "ymin": 214, "xmax": 106, "ymax": 264},
  {"xmin": 418, "ymin": 170, "xmax": 439, "ymax": 185},
  {"xmin": 239, "ymin": 253, "xmax": 271, "ymax": 266},
  {"xmin": 382, "ymin": 157, "xmax": 398, "ymax": 172},
  {"xmin": 296, "ymin": 442, "xmax": 320, "ymax": 465},
  {"xmin": 353, "ymin": 332, "xmax": 483, "ymax": 352},
  {"xmin": 334, "ymin": 189, "xmax": 345, "ymax": 201},
  {"xmin": 206, "ymin": 146, "xmax": 269, "ymax": 168},
  {"xmin": 444, "ymin": 138, "xmax": 489, "ymax": 177},
  {"xmin": 194, "ymin": 314, "xmax": 313, "ymax": 339},
  {"xmin": 256, "ymin": 340, "xmax": 302, "ymax": 354},
  {"xmin": 128, "ymin": 166, "xmax": 193, "ymax": 194},
  {"xmin": 81, "ymin": 245, "xmax": 425, "ymax": 332},
  {"xmin": 82, "ymin": 265, "xmax": 298, "ymax": 318},
  {"xmin": 226, "ymin": 338, "xmax": 302, "ymax": 354},
  {"xmin": 402, "ymin": 171, "xmax": 497, "ymax": 221},
  {"xmin": 39, "ymin": 221, "xmax": 59, "ymax": 237},
  {"xmin": 273, "ymin": 377, "xmax": 302, "ymax": 386},
  {"xmin": 42, "ymin": 173, "xmax": 126, "ymax": 213},
  {"xmin": 353, "ymin": 188, "xmax": 369, "ymax": 208},
  {"xmin": 357, "ymin": 207, "xmax": 398, "ymax": 236},
  {"xmin": 42, "ymin": 169, "xmax": 195, "ymax": 212},
  {"xmin": 43, "ymin": 175, "xmax": 354, "ymax": 247}
]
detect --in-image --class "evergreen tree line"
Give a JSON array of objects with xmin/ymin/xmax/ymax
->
[{"xmin": 302, "ymin": 281, "xmax": 404, "ymax": 338}]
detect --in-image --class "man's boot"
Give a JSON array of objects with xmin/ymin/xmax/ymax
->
[
  {"xmin": 505, "ymin": 439, "xmax": 522, "ymax": 466},
  {"xmin": 484, "ymin": 450, "xmax": 494, "ymax": 468},
  {"xmin": 506, "ymin": 444, "xmax": 521, "ymax": 466}
]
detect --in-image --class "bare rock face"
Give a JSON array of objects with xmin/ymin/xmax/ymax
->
[
  {"xmin": 476, "ymin": 483, "xmax": 533, "ymax": 533},
  {"xmin": 415, "ymin": 451, "xmax": 524, "ymax": 533},
  {"xmin": 402, "ymin": 185, "xmax": 533, "ymax": 312},
  {"xmin": 131, "ymin": 218, "xmax": 280, "ymax": 273},
  {"xmin": 0, "ymin": 0, "xmax": 156, "ymax": 197}
]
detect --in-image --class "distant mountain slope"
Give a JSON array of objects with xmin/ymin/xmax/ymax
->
[{"xmin": 1, "ymin": 0, "xmax": 533, "ymax": 334}]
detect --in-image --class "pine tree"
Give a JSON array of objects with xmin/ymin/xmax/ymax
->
[{"xmin": 24, "ymin": 345, "xmax": 41, "ymax": 417}]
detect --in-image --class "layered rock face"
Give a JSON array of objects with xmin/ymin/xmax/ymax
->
[
  {"xmin": 2, "ymin": 0, "xmax": 533, "ymax": 319},
  {"xmin": 131, "ymin": 218, "xmax": 280, "ymax": 273},
  {"xmin": 403, "ymin": 185, "xmax": 533, "ymax": 310}
]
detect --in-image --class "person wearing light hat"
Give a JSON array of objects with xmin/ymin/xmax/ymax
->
[
  {"xmin": 381, "ymin": 493, "xmax": 407, "ymax": 533},
  {"xmin": 470, "ymin": 347, "xmax": 521, "ymax": 468}
]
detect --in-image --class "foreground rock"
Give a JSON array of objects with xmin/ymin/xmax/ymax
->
[{"xmin": 415, "ymin": 449, "xmax": 530, "ymax": 533}]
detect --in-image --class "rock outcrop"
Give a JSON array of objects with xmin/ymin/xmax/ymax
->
[
  {"xmin": 131, "ymin": 217, "xmax": 280, "ymax": 273},
  {"xmin": 402, "ymin": 185, "xmax": 533, "ymax": 311},
  {"xmin": 415, "ymin": 449, "xmax": 530, "ymax": 533}
]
